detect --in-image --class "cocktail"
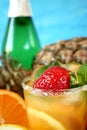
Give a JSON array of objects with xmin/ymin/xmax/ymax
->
[{"xmin": 22, "ymin": 64, "xmax": 87, "ymax": 130}]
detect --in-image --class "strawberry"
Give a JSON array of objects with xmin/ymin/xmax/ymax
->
[{"xmin": 34, "ymin": 66, "xmax": 70, "ymax": 92}]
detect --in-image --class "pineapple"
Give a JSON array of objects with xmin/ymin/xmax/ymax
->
[
  {"xmin": 0, "ymin": 53, "xmax": 31, "ymax": 98},
  {"xmin": 33, "ymin": 37, "xmax": 87, "ymax": 73}
]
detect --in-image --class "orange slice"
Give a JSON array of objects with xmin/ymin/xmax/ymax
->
[
  {"xmin": 0, "ymin": 89, "xmax": 29, "ymax": 129},
  {"xmin": 28, "ymin": 108, "xmax": 66, "ymax": 130},
  {"xmin": 0, "ymin": 124, "xmax": 29, "ymax": 130}
]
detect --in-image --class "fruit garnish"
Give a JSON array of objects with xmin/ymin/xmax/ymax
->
[
  {"xmin": 34, "ymin": 66, "xmax": 70, "ymax": 92},
  {"xmin": 28, "ymin": 108, "xmax": 66, "ymax": 130},
  {"xmin": 29, "ymin": 61, "xmax": 87, "ymax": 90},
  {"xmin": 0, "ymin": 90, "xmax": 29, "ymax": 129},
  {"xmin": 0, "ymin": 124, "xmax": 29, "ymax": 130}
]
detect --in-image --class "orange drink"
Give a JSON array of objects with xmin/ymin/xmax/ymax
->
[{"xmin": 22, "ymin": 77, "xmax": 87, "ymax": 130}]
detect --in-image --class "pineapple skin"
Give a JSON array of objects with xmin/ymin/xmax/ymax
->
[{"xmin": 33, "ymin": 37, "xmax": 87, "ymax": 70}]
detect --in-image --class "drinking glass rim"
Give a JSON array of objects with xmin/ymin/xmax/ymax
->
[{"xmin": 22, "ymin": 76, "xmax": 87, "ymax": 96}]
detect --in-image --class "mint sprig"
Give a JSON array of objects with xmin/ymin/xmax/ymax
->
[
  {"xmin": 70, "ymin": 63, "xmax": 87, "ymax": 88},
  {"xmin": 70, "ymin": 71, "xmax": 81, "ymax": 88},
  {"xmin": 77, "ymin": 63, "xmax": 87, "ymax": 85}
]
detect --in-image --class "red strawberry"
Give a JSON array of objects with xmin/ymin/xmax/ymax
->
[{"xmin": 34, "ymin": 66, "xmax": 70, "ymax": 92}]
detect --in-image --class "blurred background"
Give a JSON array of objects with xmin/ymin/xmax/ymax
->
[{"xmin": 0, "ymin": 0, "xmax": 87, "ymax": 54}]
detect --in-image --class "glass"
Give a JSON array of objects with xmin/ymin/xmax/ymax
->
[
  {"xmin": 2, "ymin": 17, "xmax": 41, "ymax": 69},
  {"xmin": 22, "ymin": 76, "xmax": 87, "ymax": 130}
]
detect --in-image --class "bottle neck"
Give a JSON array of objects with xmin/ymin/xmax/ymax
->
[
  {"xmin": 9, "ymin": 17, "xmax": 33, "ymax": 24},
  {"xmin": 8, "ymin": 0, "xmax": 32, "ymax": 17}
]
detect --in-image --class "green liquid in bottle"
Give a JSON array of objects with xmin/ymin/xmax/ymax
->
[{"xmin": 2, "ymin": 17, "xmax": 41, "ymax": 69}]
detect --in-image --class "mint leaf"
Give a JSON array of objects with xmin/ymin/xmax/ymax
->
[
  {"xmin": 70, "ymin": 72, "xmax": 81, "ymax": 88},
  {"xmin": 70, "ymin": 72, "xmax": 77, "ymax": 85},
  {"xmin": 34, "ymin": 66, "xmax": 47, "ymax": 81},
  {"xmin": 47, "ymin": 61, "xmax": 61, "ymax": 68},
  {"xmin": 77, "ymin": 63, "xmax": 87, "ymax": 85},
  {"xmin": 34, "ymin": 61, "xmax": 61, "ymax": 81}
]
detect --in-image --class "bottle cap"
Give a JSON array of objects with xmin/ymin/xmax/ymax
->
[{"xmin": 8, "ymin": 0, "xmax": 32, "ymax": 17}]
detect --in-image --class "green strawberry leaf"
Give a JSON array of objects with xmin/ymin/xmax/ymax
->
[{"xmin": 77, "ymin": 63, "xmax": 87, "ymax": 85}]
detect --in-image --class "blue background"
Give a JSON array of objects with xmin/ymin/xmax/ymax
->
[{"xmin": 0, "ymin": 0, "xmax": 87, "ymax": 54}]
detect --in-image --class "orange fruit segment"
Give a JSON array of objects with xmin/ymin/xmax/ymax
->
[
  {"xmin": 0, "ymin": 89, "xmax": 29, "ymax": 129},
  {"xmin": 0, "ymin": 124, "xmax": 29, "ymax": 130}
]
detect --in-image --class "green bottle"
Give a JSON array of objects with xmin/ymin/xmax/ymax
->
[{"xmin": 2, "ymin": 0, "xmax": 41, "ymax": 69}]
